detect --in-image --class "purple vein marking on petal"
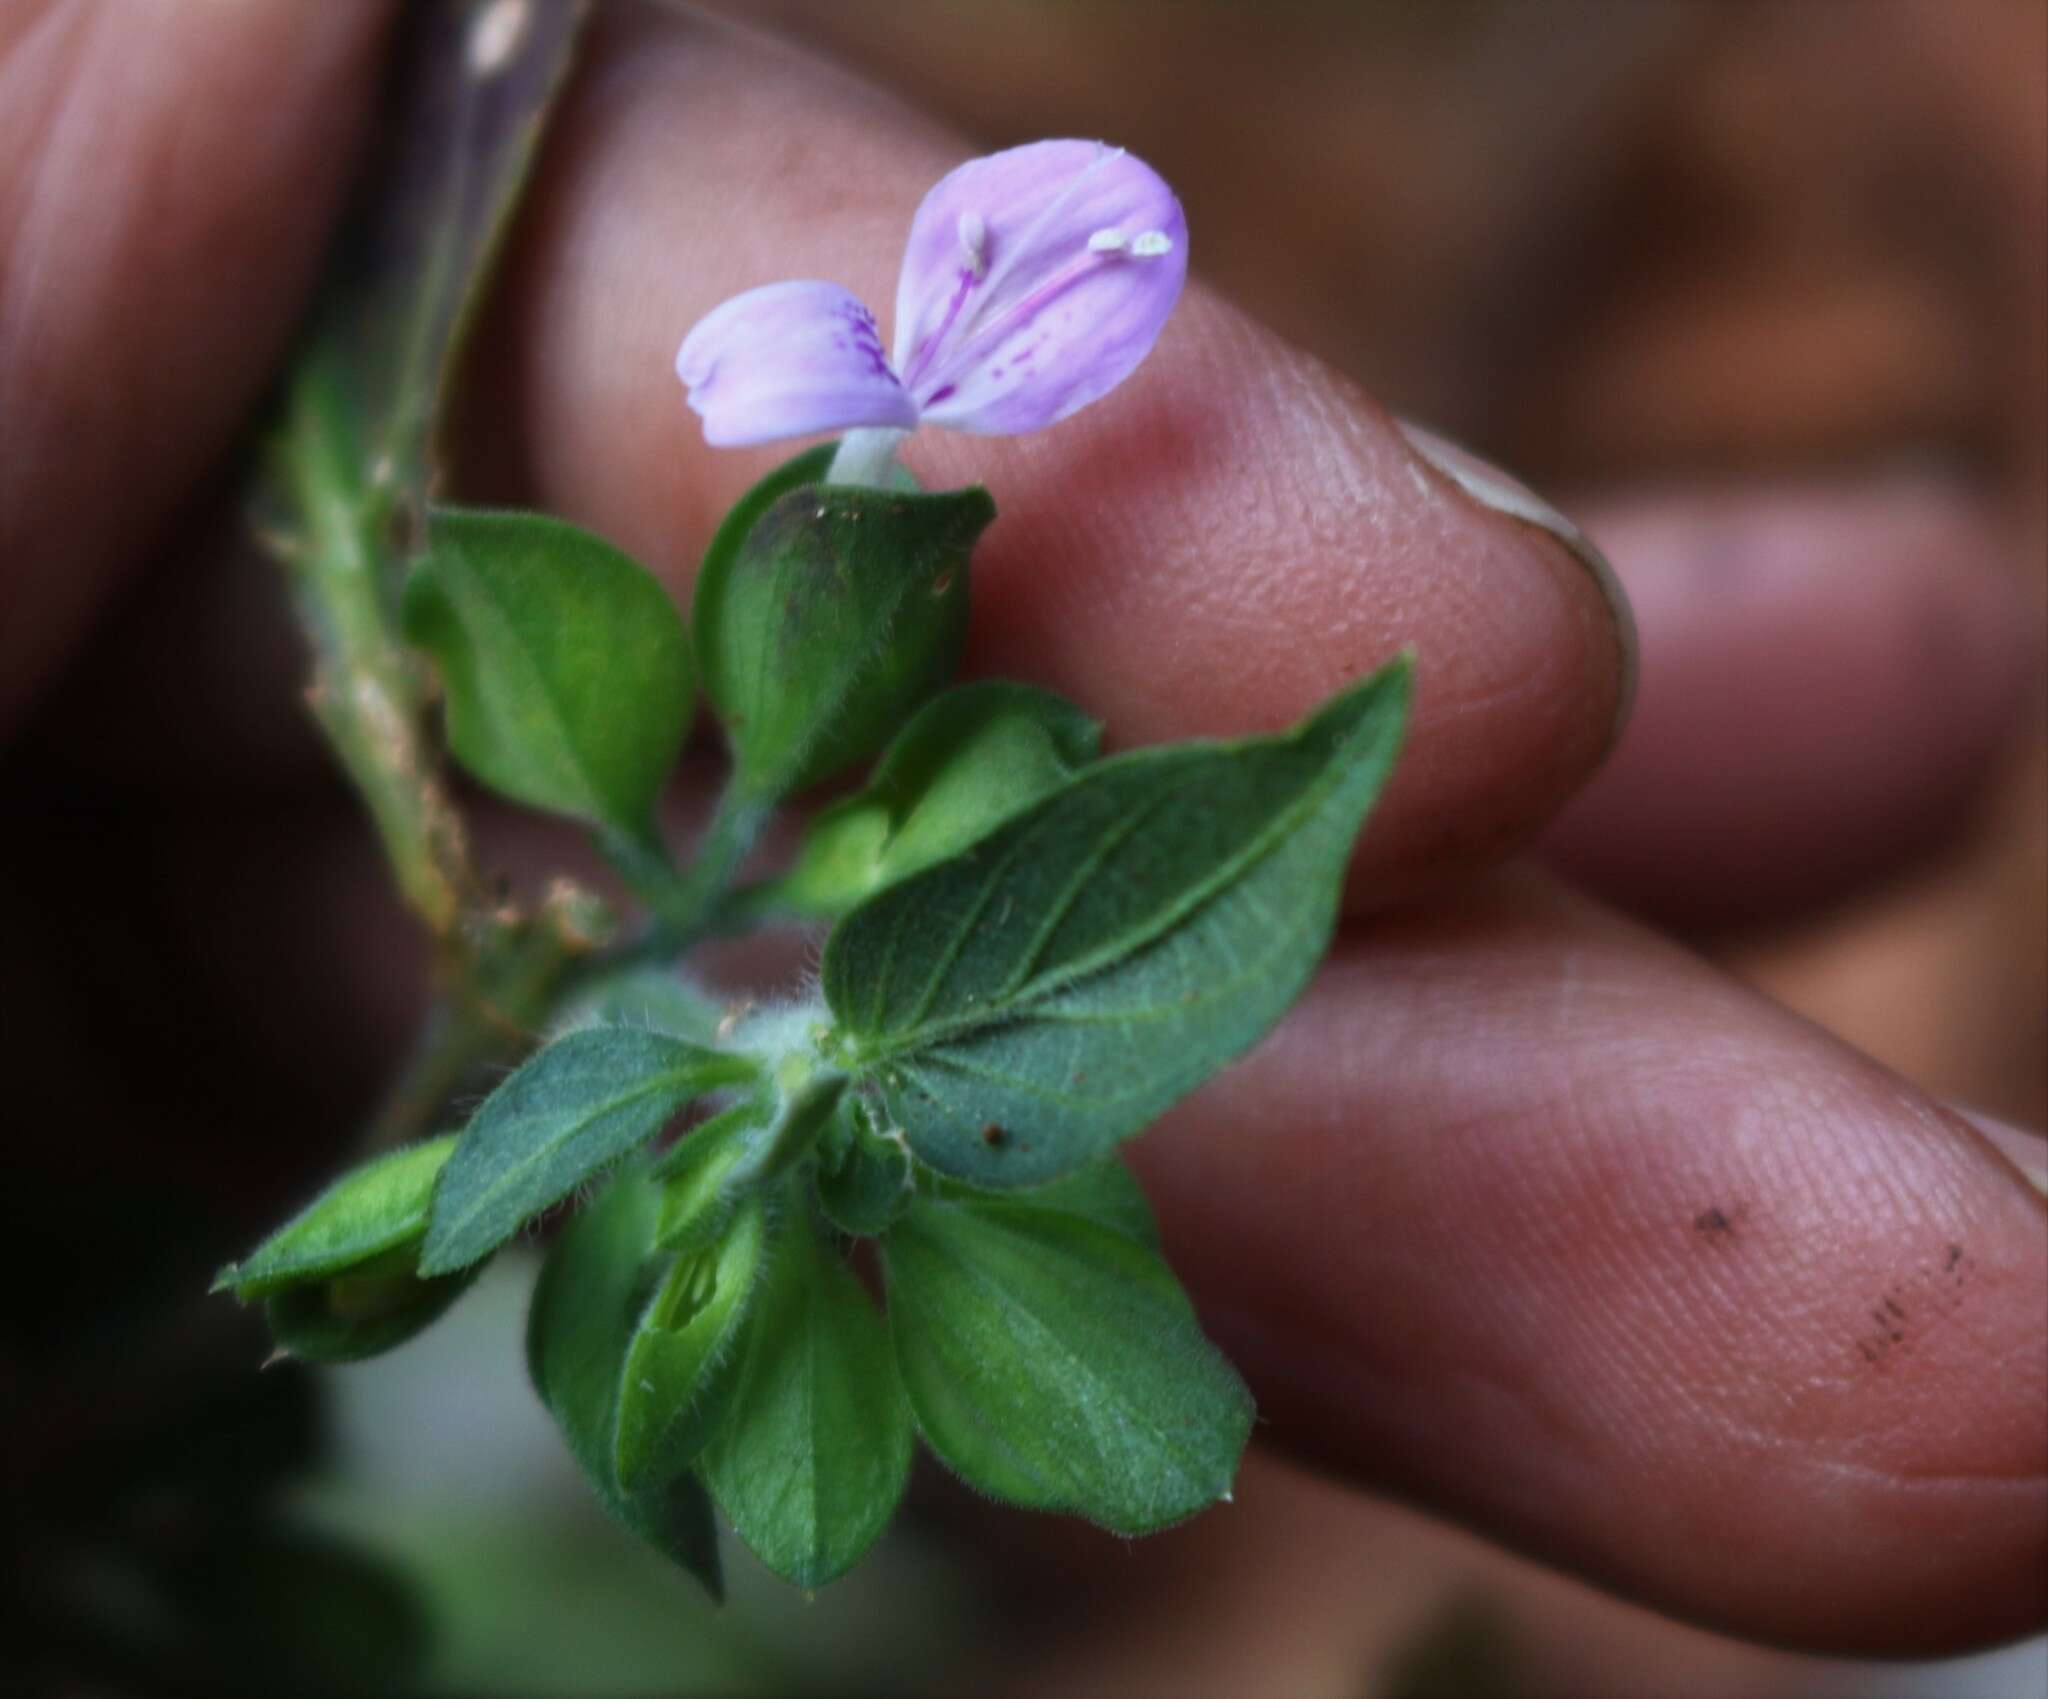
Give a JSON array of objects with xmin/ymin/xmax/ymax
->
[
  {"xmin": 898, "ymin": 266, "xmax": 981, "ymax": 394},
  {"xmin": 918, "ymin": 247, "xmax": 1115, "ymax": 400},
  {"xmin": 841, "ymin": 299, "xmax": 897, "ymax": 380},
  {"xmin": 898, "ymin": 143, "xmax": 1125, "ymax": 399}
]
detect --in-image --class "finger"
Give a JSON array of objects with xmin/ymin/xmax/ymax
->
[
  {"xmin": 1538, "ymin": 472, "xmax": 2043, "ymax": 930},
  {"xmin": 460, "ymin": 4, "xmax": 1634, "ymax": 906},
  {"xmin": 0, "ymin": 0, "xmax": 392, "ymax": 733},
  {"xmin": 1131, "ymin": 868, "xmax": 2046, "ymax": 1655}
]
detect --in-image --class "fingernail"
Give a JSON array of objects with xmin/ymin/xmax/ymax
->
[
  {"xmin": 1395, "ymin": 418, "xmax": 1638, "ymax": 744},
  {"xmin": 1953, "ymin": 1106, "xmax": 2048, "ymax": 1201}
]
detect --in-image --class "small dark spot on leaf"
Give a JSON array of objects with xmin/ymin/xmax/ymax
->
[
  {"xmin": 981, "ymin": 1123, "xmax": 1007, "ymax": 1148},
  {"xmin": 930, "ymin": 569, "xmax": 956, "ymax": 597}
]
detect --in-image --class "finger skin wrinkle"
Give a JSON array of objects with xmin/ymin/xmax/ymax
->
[{"xmin": 1133, "ymin": 870, "xmax": 2046, "ymax": 1652}]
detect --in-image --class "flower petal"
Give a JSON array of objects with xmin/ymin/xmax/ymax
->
[
  {"xmin": 676, "ymin": 280, "xmax": 918, "ymax": 447},
  {"xmin": 891, "ymin": 140, "xmax": 1187, "ymax": 436}
]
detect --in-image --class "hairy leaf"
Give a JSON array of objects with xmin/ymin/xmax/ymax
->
[
  {"xmin": 615, "ymin": 1195, "xmax": 769, "ymax": 1490},
  {"xmin": 884, "ymin": 1188, "xmax": 1250, "ymax": 1532},
  {"xmin": 264, "ymin": 1253, "xmax": 479, "ymax": 1365},
  {"xmin": 422, "ymin": 1029, "xmax": 754, "ymax": 1274},
  {"xmin": 824, "ymin": 659, "xmax": 1411, "ymax": 1185},
  {"xmin": 405, "ymin": 508, "xmax": 692, "ymax": 834},
  {"xmin": 694, "ymin": 446, "xmax": 994, "ymax": 797},
  {"xmin": 699, "ymin": 1210, "xmax": 913, "ymax": 1587},
  {"xmin": 527, "ymin": 1170, "xmax": 723, "ymax": 1596},
  {"xmin": 216, "ymin": 1135, "xmax": 457, "ymax": 1298}
]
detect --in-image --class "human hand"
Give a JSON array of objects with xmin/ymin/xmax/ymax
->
[{"xmin": 5, "ymin": 0, "xmax": 2040, "ymax": 1661}]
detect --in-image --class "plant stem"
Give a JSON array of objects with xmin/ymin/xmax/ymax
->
[
  {"xmin": 604, "ymin": 784, "xmax": 773, "ymax": 953},
  {"xmin": 271, "ymin": 354, "xmax": 476, "ymax": 938},
  {"xmin": 264, "ymin": 356, "xmax": 608, "ymax": 1150}
]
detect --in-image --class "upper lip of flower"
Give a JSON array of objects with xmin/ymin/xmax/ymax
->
[{"xmin": 675, "ymin": 138, "xmax": 1187, "ymax": 452}]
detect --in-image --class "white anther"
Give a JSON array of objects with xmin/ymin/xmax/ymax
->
[
  {"xmin": 957, "ymin": 211, "xmax": 989, "ymax": 277},
  {"xmin": 1087, "ymin": 227, "xmax": 1128, "ymax": 253},
  {"xmin": 1130, "ymin": 230, "xmax": 1174, "ymax": 258}
]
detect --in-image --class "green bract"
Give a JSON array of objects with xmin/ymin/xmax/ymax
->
[
  {"xmin": 777, "ymin": 680, "xmax": 1101, "ymax": 917},
  {"xmin": 262, "ymin": 1255, "xmax": 479, "ymax": 1366},
  {"xmin": 615, "ymin": 1194, "xmax": 769, "ymax": 1490},
  {"xmin": 420, "ymin": 1029, "xmax": 757, "ymax": 1275},
  {"xmin": 403, "ymin": 508, "xmax": 692, "ymax": 840},
  {"xmin": 527, "ymin": 1169, "xmax": 725, "ymax": 1597},
  {"xmin": 218, "ymin": 1137, "xmax": 478, "ymax": 1365},
  {"xmin": 886, "ymin": 1175, "xmax": 1251, "ymax": 1532},
  {"xmin": 693, "ymin": 445, "xmax": 995, "ymax": 799},
  {"xmin": 814, "ymin": 1097, "xmax": 914, "ymax": 1237},
  {"xmin": 823, "ymin": 657, "xmax": 1411, "ymax": 1186},
  {"xmin": 216, "ymin": 1135, "xmax": 457, "ymax": 1299},
  {"xmin": 699, "ymin": 1203, "xmax": 914, "ymax": 1588}
]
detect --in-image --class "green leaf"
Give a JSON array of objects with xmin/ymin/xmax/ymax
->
[
  {"xmin": 652, "ymin": 1101, "xmax": 767, "ymax": 1247},
  {"xmin": 615, "ymin": 1195, "xmax": 770, "ymax": 1490},
  {"xmin": 527, "ymin": 1169, "xmax": 723, "ymax": 1596},
  {"xmin": 421, "ymin": 1029, "xmax": 755, "ymax": 1275},
  {"xmin": 699, "ymin": 1207, "xmax": 914, "ymax": 1587},
  {"xmin": 822, "ymin": 658, "xmax": 1412, "ymax": 1186},
  {"xmin": 216, "ymin": 1135, "xmax": 457, "ymax": 1298},
  {"xmin": 884, "ymin": 1189, "xmax": 1251, "ymax": 1533},
  {"xmin": 923, "ymin": 1156, "xmax": 1161, "ymax": 1249},
  {"xmin": 552, "ymin": 965, "xmax": 725, "ymax": 1044},
  {"xmin": 779, "ymin": 681, "xmax": 1101, "ymax": 917},
  {"xmin": 814, "ymin": 1097, "xmax": 913, "ymax": 1238},
  {"xmin": 263, "ymin": 1251, "xmax": 480, "ymax": 1365},
  {"xmin": 693, "ymin": 445, "xmax": 995, "ymax": 798},
  {"xmin": 404, "ymin": 507, "xmax": 692, "ymax": 835}
]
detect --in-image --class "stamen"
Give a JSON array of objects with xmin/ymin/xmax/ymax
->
[
  {"xmin": 1087, "ymin": 227, "xmax": 1128, "ymax": 253},
  {"xmin": 957, "ymin": 211, "xmax": 989, "ymax": 278},
  {"xmin": 1130, "ymin": 230, "xmax": 1174, "ymax": 258}
]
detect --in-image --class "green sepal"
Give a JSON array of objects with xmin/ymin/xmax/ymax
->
[
  {"xmin": 653, "ymin": 1101, "xmax": 770, "ymax": 1251},
  {"xmin": 692, "ymin": 444, "xmax": 994, "ymax": 799},
  {"xmin": 215, "ymin": 1135, "xmax": 457, "ymax": 1299},
  {"xmin": 263, "ymin": 1249, "xmax": 480, "ymax": 1365},
  {"xmin": 421, "ymin": 1028, "xmax": 758, "ymax": 1276},
  {"xmin": 403, "ymin": 506, "xmax": 692, "ymax": 839},
  {"xmin": 824, "ymin": 658, "xmax": 1412, "ymax": 1187},
  {"xmin": 526, "ymin": 1168, "xmax": 724, "ymax": 1598},
  {"xmin": 699, "ymin": 1200, "xmax": 914, "ymax": 1588},
  {"xmin": 777, "ymin": 681, "xmax": 1101, "ymax": 918},
  {"xmin": 614, "ymin": 1194, "xmax": 770, "ymax": 1491},
  {"xmin": 883, "ymin": 1181, "xmax": 1250, "ymax": 1534},
  {"xmin": 650, "ymin": 1062, "xmax": 847, "ymax": 1253},
  {"xmin": 814, "ymin": 1097, "xmax": 914, "ymax": 1238}
]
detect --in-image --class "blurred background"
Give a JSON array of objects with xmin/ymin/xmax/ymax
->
[{"xmin": 3, "ymin": 1, "xmax": 2042, "ymax": 1694}]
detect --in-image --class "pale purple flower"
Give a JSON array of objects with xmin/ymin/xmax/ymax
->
[{"xmin": 676, "ymin": 140, "xmax": 1186, "ymax": 477}]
